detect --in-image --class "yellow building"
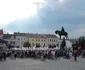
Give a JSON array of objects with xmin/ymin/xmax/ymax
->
[
  {"xmin": 27, "ymin": 34, "xmax": 47, "ymax": 47},
  {"xmin": 26, "ymin": 33, "xmax": 58, "ymax": 47}
]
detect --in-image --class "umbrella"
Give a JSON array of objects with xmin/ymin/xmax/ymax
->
[{"xmin": 12, "ymin": 47, "xmax": 18, "ymax": 50}]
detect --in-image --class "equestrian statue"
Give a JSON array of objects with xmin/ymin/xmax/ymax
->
[{"xmin": 55, "ymin": 27, "xmax": 68, "ymax": 39}]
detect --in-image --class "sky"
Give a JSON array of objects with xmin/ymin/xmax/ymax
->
[{"xmin": 0, "ymin": 0, "xmax": 85, "ymax": 38}]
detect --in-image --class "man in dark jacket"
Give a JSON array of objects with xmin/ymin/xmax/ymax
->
[
  {"xmin": 74, "ymin": 51, "xmax": 77, "ymax": 61},
  {"xmin": 3, "ymin": 51, "xmax": 7, "ymax": 61}
]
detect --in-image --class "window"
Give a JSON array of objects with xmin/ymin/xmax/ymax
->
[
  {"xmin": 41, "ymin": 39, "xmax": 43, "ymax": 41},
  {"xmin": 39, "ymin": 39, "xmax": 40, "ymax": 41},
  {"xmin": 10, "ymin": 41, "xmax": 15, "ymax": 44},
  {"xmin": 36, "ymin": 39, "xmax": 37, "ymax": 41},
  {"xmin": 13, "ymin": 42, "xmax": 15, "ymax": 44},
  {"xmin": 18, "ymin": 38, "xmax": 20, "ymax": 40},
  {"xmin": 32, "ymin": 39, "xmax": 34, "ymax": 41},
  {"xmin": 10, "ymin": 42, "xmax": 12, "ymax": 44},
  {"xmin": 52, "ymin": 39, "xmax": 53, "ymax": 42},
  {"xmin": 54, "ymin": 40, "xmax": 55, "ymax": 42},
  {"xmin": 44, "ymin": 40, "xmax": 45, "ymax": 42},
  {"xmin": 50, "ymin": 39, "xmax": 51, "ymax": 42}
]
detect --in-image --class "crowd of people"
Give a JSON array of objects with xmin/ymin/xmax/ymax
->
[
  {"xmin": 0, "ymin": 49, "xmax": 84, "ymax": 61},
  {"xmin": 0, "ymin": 47, "xmax": 85, "ymax": 62}
]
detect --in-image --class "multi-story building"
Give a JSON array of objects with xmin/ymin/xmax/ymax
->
[
  {"xmin": 26, "ymin": 33, "xmax": 47, "ymax": 47},
  {"xmin": 0, "ymin": 29, "xmax": 7, "ymax": 49},
  {"xmin": 4, "ymin": 32, "xmax": 58, "ymax": 48},
  {"xmin": 4, "ymin": 34, "xmax": 17, "ymax": 47},
  {"xmin": 14, "ymin": 32, "xmax": 27, "ymax": 47},
  {"xmin": 44, "ymin": 34, "xmax": 58, "ymax": 47}
]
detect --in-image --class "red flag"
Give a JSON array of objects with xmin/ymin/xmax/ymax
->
[{"xmin": 78, "ymin": 46, "xmax": 81, "ymax": 50}]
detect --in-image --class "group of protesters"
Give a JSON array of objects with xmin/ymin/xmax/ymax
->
[
  {"xmin": 0, "ymin": 49, "xmax": 73, "ymax": 60},
  {"xmin": 0, "ymin": 48, "xmax": 85, "ymax": 61}
]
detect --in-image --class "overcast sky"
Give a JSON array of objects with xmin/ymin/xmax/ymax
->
[{"xmin": 0, "ymin": 0, "xmax": 85, "ymax": 38}]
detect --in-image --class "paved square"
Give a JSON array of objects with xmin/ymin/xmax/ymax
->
[{"xmin": 0, "ymin": 57, "xmax": 85, "ymax": 70}]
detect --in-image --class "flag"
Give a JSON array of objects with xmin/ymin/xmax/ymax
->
[{"xmin": 78, "ymin": 46, "xmax": 81, "ymax": 50}]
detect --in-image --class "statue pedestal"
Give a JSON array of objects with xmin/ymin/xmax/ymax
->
[{"xmin": 57, "ymin": 39, "xmax": 72, "ymax": 50}]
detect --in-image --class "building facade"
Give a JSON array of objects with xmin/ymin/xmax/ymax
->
[
  {"xmin": 4, "ymin": 32, "xmax": 58, "ymax": 48},
  {"xmin": 4, "ymin": 34, "xmax": 17, "ymax": 47}
]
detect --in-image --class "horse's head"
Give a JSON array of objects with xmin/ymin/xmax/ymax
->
[{"xmin": 55, "ymin": 30, "xmax": 60, "ymax": 34}]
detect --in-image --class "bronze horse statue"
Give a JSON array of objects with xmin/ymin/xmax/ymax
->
[{"xmin": 55, "ymin": 27, "xmax": 68, "ymax": 39}]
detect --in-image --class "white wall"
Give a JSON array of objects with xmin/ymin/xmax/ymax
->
[
  {"xmin": 16, "ymin": 36, "xmax": 26, "ymax": 47},
  {"xmin": 46, "ymin": 38, "xmax": 58, "ymax": 47}
]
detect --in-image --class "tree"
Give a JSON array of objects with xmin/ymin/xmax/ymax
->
[
  {"xmin": 74, "ymin": 36, "xmax": 85, "ymax": 50},
  {"xmin": 78, "ymin": 36, "xmax": 85, "ymax": 50},
  {"xmin": 75, "ymin": 41, "xmax": 79, "ymax": 50},
  {"xmin": 23, "ymin": 41, "xmax": 31, "ymax": 48}
]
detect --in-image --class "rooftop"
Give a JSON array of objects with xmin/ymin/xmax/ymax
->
[
  {"xmin": 4, "ymin": 34, "xmax": 16, "ymax": 39},
  {"xmin": 14, "ymin": 32, "xmax": 58, "ymax": 38}
]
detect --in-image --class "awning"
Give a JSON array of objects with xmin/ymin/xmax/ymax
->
[{"xmin": 0, "ymin": 39, "xmax": 8, "ymax": 43}]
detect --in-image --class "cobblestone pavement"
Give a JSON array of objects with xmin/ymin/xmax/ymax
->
[{"xmin": 0, "ymin": 57, "xmax": 85, "ymax": 70}]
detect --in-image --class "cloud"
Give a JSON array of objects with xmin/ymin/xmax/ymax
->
[
  {"xmin": 2, "ymin": 0, "xmax": 85, "ymax": 38},
  {"xmin": 69, "ymin": 23, "xmax": 85, "ymax": 38},
  {"xmin": 5, "ymin": 30, "xmax": 14, "ymax": 34},
  {"xmin": 0, "ymin": 0, "xmax": 38, "ymax": 24}
]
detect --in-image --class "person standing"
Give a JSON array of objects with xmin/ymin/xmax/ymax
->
[
  {"xmin": 69, "ymin": 51, "xmax": 73, "ymax": 58},
  {"xmin": 3, "ymin": 51, "xmax": 7, "ymax": 61},
  {"xmin": 14, "ymin": 51, "xmax": 17, "ymax": 59},
  {"xmin": 74, "ymin": 51, "xmax": 77, "ymax": 61}
]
